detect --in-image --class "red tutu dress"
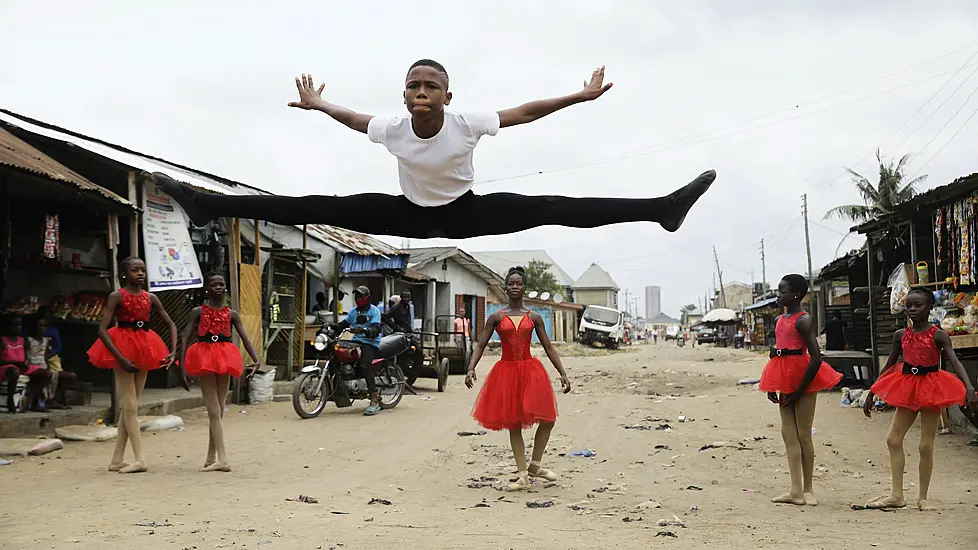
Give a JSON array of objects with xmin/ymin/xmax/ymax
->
[
  {"xmin": 183, "ymin": 305, "xmax": 242, "ymax": 377},
  {"xmin": 471, "ymin": 314, "xmax": 558, "ymax": 430},
  {"xmin": 759, "ymin": 312, "xmax": 842, "ymax": 393},
  {"xmin": 87, "ymin": 289, "xmax": 170, "ymax": 370},
  {"xmin": 870, "ymin": 326, "xmax": 966, "ymax": 411}
]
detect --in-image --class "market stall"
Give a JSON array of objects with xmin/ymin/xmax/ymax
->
[{"xmin": 0, "ymin": 127, "xmax": 137, "ymax": 404}]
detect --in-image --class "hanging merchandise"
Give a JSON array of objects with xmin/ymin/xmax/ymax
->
[{"xmin": 42, "ymin": 214, "xmax": 59, "ymax": 260}]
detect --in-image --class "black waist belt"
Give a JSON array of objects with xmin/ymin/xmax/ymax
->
[
  {"xmin": 902, "ymin": 363, "xmax": 938, "ymax": 376},
  {"xmin": 198, "ymin": 333, "xmax": 232, "ymax": 343},
  {"xmin": 770, "ymin": 348, "xmax": 804, "ymax": 358},
  {"xmin": 117, "ymin": 320, "xmax": 149, "ymax": 331}
]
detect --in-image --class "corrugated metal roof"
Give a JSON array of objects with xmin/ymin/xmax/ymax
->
[
  {"xmin": 407, "ymin": 246, "xmax": 505, "ymax": 288},
  {"xmin": 853, "ymin": 172, "xmax": 978, "ymax": 234},
  {"xmin": 0, "ymin": 125, "xmax": 134, "ymax": 208},
  {"xmin": 340, "ymin": 252, "xmax": 409, "ymax": 274},
  {"xmin": 0, "ymin": 109, "xmax": 399, "ymax": 257},
  {"xmin": 573, "ymin": 263, "xmax": 620, "ymax": 290}
]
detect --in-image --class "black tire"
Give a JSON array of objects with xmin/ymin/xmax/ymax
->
[
  {"xmin": 608, "ymin": 339, "xmax": 619, "ymax": 350},
  {"xmin": 437, "ymin": 358, "xmax": 449, "ymax": 392},
  {"xmin": 292, "ymin": 372, "xmax": 328, "ymax": 419},
  {"xmin": 379, "ymin": 364, "xmax": 405, "ymax": 410}
]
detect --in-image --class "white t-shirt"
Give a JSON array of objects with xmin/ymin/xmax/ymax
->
[{"xmin": 367, "ymin": 111, "xmax": 500, "ymax": 207}]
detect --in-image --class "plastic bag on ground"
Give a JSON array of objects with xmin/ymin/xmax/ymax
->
[
  {"xmin": 0, "ymin": 438, "xmax": 64, "ymax": 457},
  {"xmin": 249, "ymin": 368, "xmax": 276, "ymax": 404},
  {"xmin": 138, "ymin": 415, "xmax": 184, "ymax": 432},
  {"xmin": 55, "ymin": 424, "xmax": 119, "ymax": 442}
]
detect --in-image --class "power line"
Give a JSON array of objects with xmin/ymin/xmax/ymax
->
[
  {"xmin": 910, "ymin": 100, "xmax": 978, "ymax": 179},
  {"xmin": 477, "ymin": 46, "xmax": 978, "ymax": 185},
  {"xmin": 913, "ymin": 80, "xmax": 978, "ymax": 161}
]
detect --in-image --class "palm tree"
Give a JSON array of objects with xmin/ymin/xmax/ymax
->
[{"xmin": 823, "ymin": 150, "xmax": 926, "ymax": 223}]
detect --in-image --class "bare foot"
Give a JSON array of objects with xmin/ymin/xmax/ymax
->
[
  {"xmin": 804, "ymin": 492, "xmax": 818, "ymax": 506},
  {"xmin": 118, "ymin": 462, "xmax": 147, "ymax": 474},
  {"xmin": 917, "ymin": 499, "xmax": 938, "ymax": 512},
  {"xmin": 107, "ymin": 462, "xmax": 129, "ymax": 472},
  {"xmin": 865, "ymin": 495, "xmax": 906, "ymax": 509},
  {"xmin": 200, "ymin": 462, "xmax": 231, "ymax": 472},
  {"xmin": 771, "ymin": 493, "xmax": 806, "ymax": 505}
]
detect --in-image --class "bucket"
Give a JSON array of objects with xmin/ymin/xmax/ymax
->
[{"xmin": 916, "ymin": 262, "xmax": 929, "ymax": 284}]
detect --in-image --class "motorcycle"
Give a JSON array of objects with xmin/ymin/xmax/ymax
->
[{"xmin": 292, "ymin": 321, "xmax": 411, "ymax": 419}]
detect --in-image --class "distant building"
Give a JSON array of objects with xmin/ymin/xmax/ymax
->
[
  {"xmin": 645, "ymin": 286, "xmax": 661, "ymax": 319},
  {"xmin": 573, "ymin": 264, "xmax": 620, "ymax": 309},
  {"xmin": 714, "ymin": 282, "xmax": 753, "ymax": 310}
]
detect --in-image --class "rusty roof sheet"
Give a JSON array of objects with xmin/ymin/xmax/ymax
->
[
  {"xmin": 0, "ymin": 125, "xmax": 134, "ymax": 208},
  {"xmin": 305, "ymin": 224, "xmax": 399, "ymax": 257}
]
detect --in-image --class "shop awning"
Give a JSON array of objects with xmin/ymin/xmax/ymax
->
[
  {"xmin": 743, "ymin": 297, "xmax": 778, "ymax": 311},
  {"xmin": 0, "ymin": 126, "xmax": 135, "ymax": 210}
]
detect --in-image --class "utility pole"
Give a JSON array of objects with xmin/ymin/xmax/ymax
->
[
  {"xmin": 802, "ymin": 194, "xmax": 817, "ymax": 325},
  {"xmin": 713, "ymin": 246, "xmax": 727, "ymax": 308},
  {"xmin": 759, "ymin": 238, "xmax": 767, "ymax": 292}
]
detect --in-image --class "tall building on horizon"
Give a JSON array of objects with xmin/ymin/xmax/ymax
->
[{"xmin": 645, "ymin": 286, "xmax": 661, "ymax": 319}]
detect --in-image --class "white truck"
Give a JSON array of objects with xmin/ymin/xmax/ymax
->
[
  {"xmin": 665, "ymin": 325, "xmax": 682, "ymax": 341},
  {"xmin": 578, "ymin": 305, "xmax": 626, "ymax": 349}
]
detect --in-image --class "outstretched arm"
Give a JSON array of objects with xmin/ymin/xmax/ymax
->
[
  {"xmin": 531, "ymin": 312, "xmax": 571, "ymax": 394},
  {"xmin": 231, "ymin": 310, "xmax": 261, "ymax": 375},
  {"xmin": 497, "ymin": 66, "xmax": 613, "ymax": 128},
  {"xmin": 288, "ymin": 74, "xmax": 373, "ymax": 134},
  {"xmin": 150, "ymin": 293, "xmax": 179, "ymax": 368}
]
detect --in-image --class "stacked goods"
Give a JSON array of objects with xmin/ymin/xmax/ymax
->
[{"xmin": 5, "ymin": 296, "xmax": 40, "ymax": 315}]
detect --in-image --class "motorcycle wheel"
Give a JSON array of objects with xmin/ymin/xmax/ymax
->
[
  {"xmin": 292, "ymin": 372, "xmax": 328, "ymax": 419},
  {"xmin": 378, "ymin": 364, "xmax": 405, "ymax": 410}
]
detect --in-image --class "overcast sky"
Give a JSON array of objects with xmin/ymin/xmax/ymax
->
[{"xmin": 4, "ymin": 2, "xmax": 978, "ymax": 316}]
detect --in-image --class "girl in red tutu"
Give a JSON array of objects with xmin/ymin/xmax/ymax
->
[
  {"xmin": 465, "ymin": 266, "xmax": 572, "ymax": 491},
  {"xmin": 179, "ymin": 272, "xmax": 260, "ymax": 472},
  {"xmin": 862, "ymin": 288, "xmax": 976, "ymax": 511},
  {"xmin": 759, "ymin": 274, "xmax": 842, "ymax": 506},
  {"xmin": 88, "ymin": 257, "xmax": 179, "ymax": 474}
]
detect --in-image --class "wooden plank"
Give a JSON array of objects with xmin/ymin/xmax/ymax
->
[{"xmin": 239, "ymin": 263, "xmax": 264, "ymax": 364}]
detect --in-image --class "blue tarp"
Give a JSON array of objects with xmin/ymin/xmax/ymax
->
[
  {"xmin": 743, "ymin": 297, "xmax": 778, "ymax": 311},
  {"xmin": 339, "ymin": 252, "xmax": 408, "ymax": 274}
]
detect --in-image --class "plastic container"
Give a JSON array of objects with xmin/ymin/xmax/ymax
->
[{"xmin": 916, "ymin": 262, "xmax": 929, "ymax": 284}]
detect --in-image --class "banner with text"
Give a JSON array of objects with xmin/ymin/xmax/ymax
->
[{"xmin": 142, "ymin": 182, "xmax": 203, "ymax": 291}]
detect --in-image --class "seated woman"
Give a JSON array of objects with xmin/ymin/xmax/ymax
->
[
  {"xmin": 1, "ymin": 313, "xmax": 51, "ymax": 413},
  {"xmin": 26, "ymin": 312, "xmax": 77, "ymax": 409}
]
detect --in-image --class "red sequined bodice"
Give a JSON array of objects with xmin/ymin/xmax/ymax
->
[
  {"xmin": 902, "ymin": 326, "xmax": 940, "ymax": 366},
  {"xmin": 497, "ymin": 313, "xmax": 534, "ymax": 361},
  {"xmin": 774, "ymin": 312, "xmax": 806, "ymax": 350},
  {"xmin": 116, "ymin": 289, "xmax": 151, "ymax": 322},
  {"xmin": 197, "ymin": 305, "xmax": 232, "ymax": 337}
]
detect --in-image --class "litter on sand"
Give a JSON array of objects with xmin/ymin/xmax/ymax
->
[
  {"xmin": 368, "ymin": 498, "xmax": 392, "ymax": 506},
  {"xmin": 286, "ymin": 495, "xmax": 319, "ymax": 504},
  {"xmin": 569, "ymin": 449, "xmax": 597, "ymax": 457},
  {"xmin": 526, "ymin": 500, "xmax": 555, "ymax": 509},
  {"xmin": 457, "ymin": 430, "xmax": 487, "ymax": 437},
  {"xmin": 737, "ymin": 378, "xmax": 761, "ymax": 386},
  {"xmin": 655, "ymin": 531, "xmax": 678, "ymax": 538}
]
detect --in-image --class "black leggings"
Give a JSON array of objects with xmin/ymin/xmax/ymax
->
[{"xmin": 186, "ymin": 170, "xmax": 716, "ymax": 239}]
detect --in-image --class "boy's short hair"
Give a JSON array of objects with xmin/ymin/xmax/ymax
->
[{"xmin": 407, "ymin": 59, "xmax": 449, "ymax": 82}]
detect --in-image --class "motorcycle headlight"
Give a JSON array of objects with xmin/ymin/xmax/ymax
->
[{"xmin": 313, "ymin": 333, "xmax": 328, "ymax": 351}]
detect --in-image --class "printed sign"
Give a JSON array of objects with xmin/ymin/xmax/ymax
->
[{"xmin": 142, "ymin": 183, "xmax": 202, "ymax": 291}]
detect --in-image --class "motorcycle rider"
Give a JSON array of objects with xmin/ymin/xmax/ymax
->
[
  {"xmin": 384, "ymin": 290, "xmax": 424, "ymax": 381},
  {"xmin": 335, "ymin": 286, "xmax": 384, "ymax": 416}
]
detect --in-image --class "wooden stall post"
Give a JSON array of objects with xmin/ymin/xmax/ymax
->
[
  {"xmin": 867, "ymin": 241, "xmax": 879, "ymax": 379},
  {"xmin": 228, "ymin": 217, "xmax": 243, "ymax": 404},
  {"xmin": 107, "ymin": 214, "xmax": 120, "ymax": 420}
]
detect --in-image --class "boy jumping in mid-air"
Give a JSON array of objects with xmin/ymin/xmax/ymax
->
[{"xmin": 156, "ymin": 60, "xmax": 716, "ymax": 239}]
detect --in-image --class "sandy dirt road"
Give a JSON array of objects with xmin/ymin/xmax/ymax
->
[{"xmin": 2, "ymin": 344, "xmax": 976, "ymax": 549}]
